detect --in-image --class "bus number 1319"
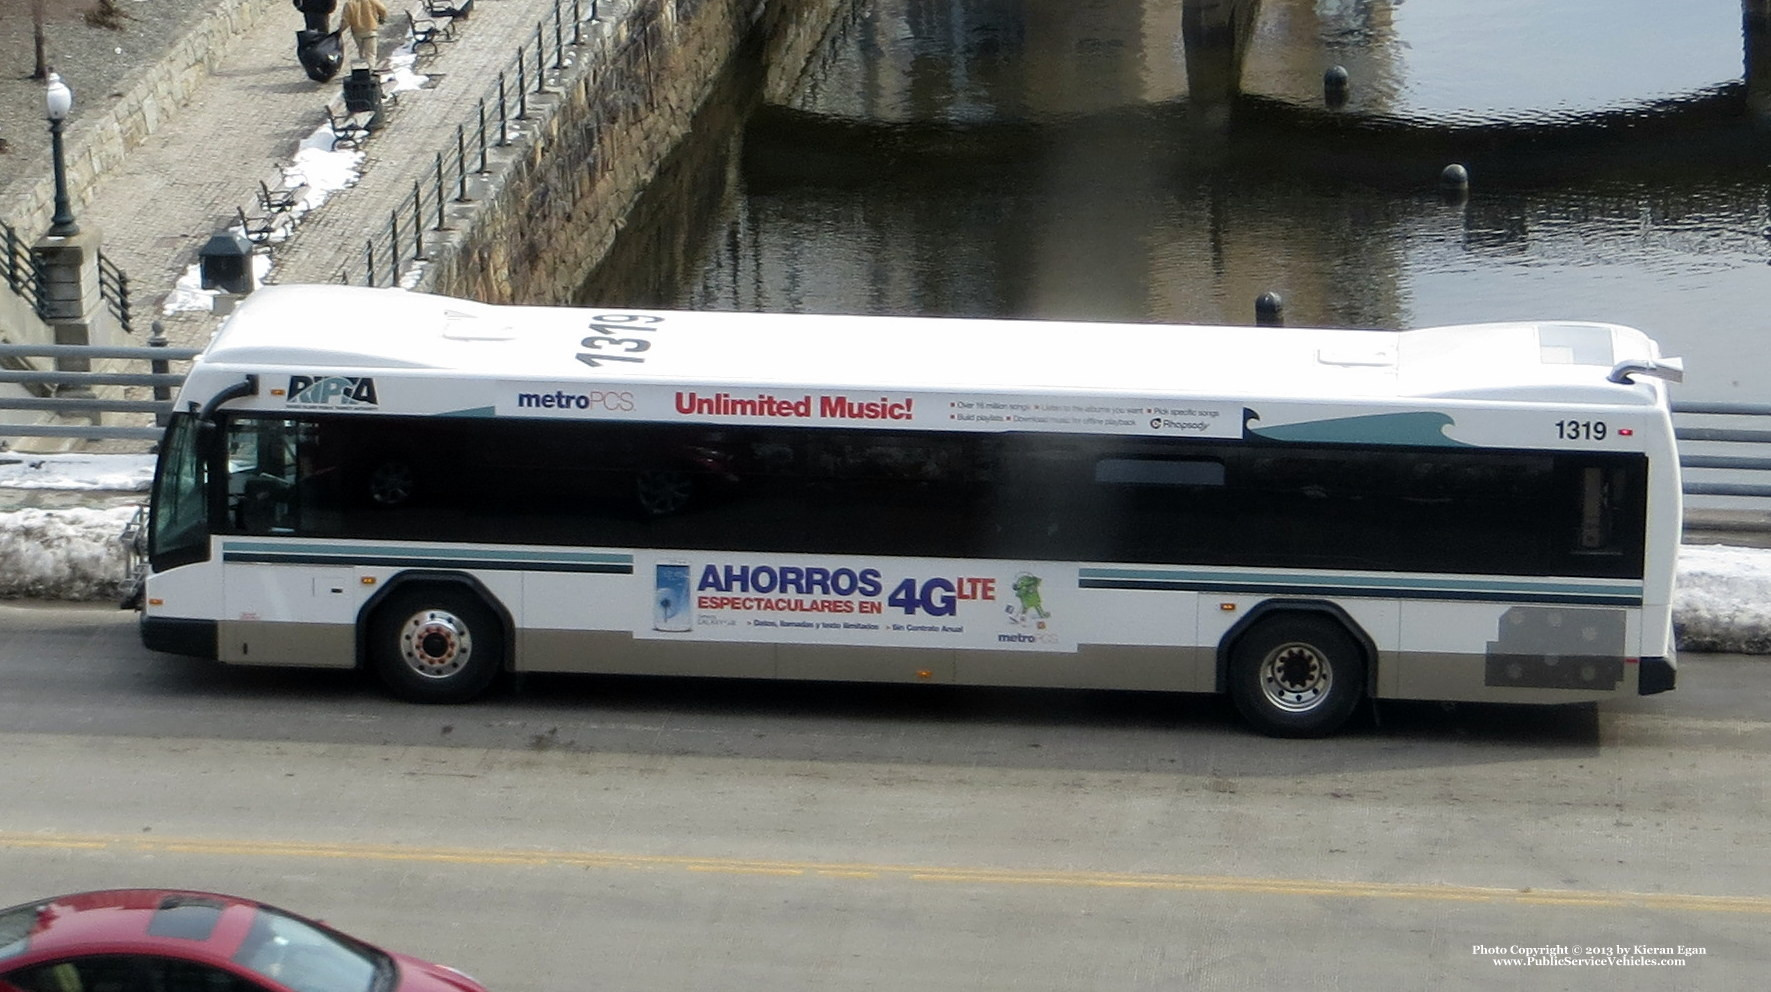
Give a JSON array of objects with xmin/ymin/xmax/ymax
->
[{"xmin": 1555, "ymin": 419, "xmax": 1608, "ymax": 441}]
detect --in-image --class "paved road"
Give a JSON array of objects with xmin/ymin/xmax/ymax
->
[{"xmin": 1, "ymin": 602, "xmax": 1766, "ymax": 989}]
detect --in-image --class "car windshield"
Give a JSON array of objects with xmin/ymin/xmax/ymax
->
[
  {"xmin": 0, "ymin": 904, "xmax": 36, "ymax": 961},
  {"xmin": 231, "ymin": 906, "xmax": 389, "ymax": 992}
]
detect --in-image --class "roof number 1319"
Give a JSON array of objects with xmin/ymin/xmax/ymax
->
[{"xmin": 576, "ymin": 313, "xmax": 661, "ymax": 368}]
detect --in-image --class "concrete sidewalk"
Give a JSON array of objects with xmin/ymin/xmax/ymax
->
[{"xmin": 3, "ymin": 0, "xmax": 626, "ymax": 386}]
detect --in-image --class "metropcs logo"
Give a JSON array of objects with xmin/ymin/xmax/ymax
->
[{"xmin": 286, "ymin": 375, "xmax": 379, "ymax": 407}]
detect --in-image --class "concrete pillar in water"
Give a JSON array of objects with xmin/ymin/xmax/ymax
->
[
  {"xmin": 1182, "ymin": 0, "xmax": 1263, "ymax": 124},
  {"xmin": 1746, "ymin": 0, "xmax": 1771, "ymax": 119}
]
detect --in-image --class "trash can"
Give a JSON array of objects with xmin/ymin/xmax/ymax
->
[
  {"xmin": 199, "ymin": 230, "xmax": 255, "ymax": 295},
  {"xmin": 342, "ymin": 67, "xmax": 384, "ymax": 129}
]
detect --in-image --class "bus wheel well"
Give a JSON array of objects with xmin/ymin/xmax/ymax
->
[
  {"xmin": 1217, "ymin": 602, "xmax": 1374, "ymax": 738},
  {"xmin": 358, "ymin": 573, "xmax": 512, "ymax": 703}
]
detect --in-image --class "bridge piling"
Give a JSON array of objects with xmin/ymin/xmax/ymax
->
[
  {"xmin": 1181, "ymin": 0, "xmax": 1263, "ymax": 124},
  {"xmin": 1746, "ymin": 0, "xmax": 1771, "ymax": 119}
]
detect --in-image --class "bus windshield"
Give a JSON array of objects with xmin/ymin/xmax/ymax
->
[{"xmin": 148, "ymin": 413, "xmax": 210, "ymax": 570}]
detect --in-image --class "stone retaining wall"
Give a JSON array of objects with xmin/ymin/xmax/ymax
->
[
  {"xmin": 1, "ymin": 0, "xmax": 279, "ymax": 239},
  {"xmin": 424, "ymin": 0, "xmax": 841, "ymax": 304}
]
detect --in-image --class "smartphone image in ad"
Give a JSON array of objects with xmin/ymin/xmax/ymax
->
[{"xmin": 654, "ymin": 562, "xmax": 692, "ymax": 632}]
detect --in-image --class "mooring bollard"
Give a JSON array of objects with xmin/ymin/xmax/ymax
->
[
  {"xmin": 1440, "ymin": 163, "xmax": 1470, "ymax": 204},
  {"xmin": 1324, "ymin": 65, "xmax": 1349, "ymax": 108},
  {"xmin": 1255, "ymin": 292, "xmax": 1284, "ymax": 327}
]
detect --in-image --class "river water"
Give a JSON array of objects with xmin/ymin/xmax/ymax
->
[{"xmin": 581, "ymin": 0, "xmax": 1771, "ymax": 410}]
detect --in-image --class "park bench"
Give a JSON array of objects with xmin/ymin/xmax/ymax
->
[
  {"xmin": 422, "ymin": 0, "xmax": 472, "ymax": 20},
  {"xmin": 234, "ymin": 205, "xmax": 290, "ymax": 247},
  {"xmin": 324, "ymin": 107, "xmax": 370, "ymax": 150},
  {"xmin": 257, "ymin": 178, "xmax": 308, "ymax": 217},
  {"xmin": 405, "ymin": 10, "xmax": 456, "ymax": 58}
]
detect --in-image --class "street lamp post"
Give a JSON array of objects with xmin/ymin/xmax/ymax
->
[{"xmin": 45, "ymin": 72, "xmax": 79, "ymax": 238}]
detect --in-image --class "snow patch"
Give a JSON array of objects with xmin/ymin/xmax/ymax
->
[
  {"xmin": 0, "ymin": 453, "xmax": 156, "ymax": 491},
  {"xmin": 162, "ymin": 253, "xmax": 273, "ymax": 314},
  {"xmin": 1672, "ymin": 544, "xmax": 1771, "ymax": 654},
  {"xmin": 0, "ymin": 506, "xmax": 140, "ymax": 600},
  {"xmin": 289, "ymin": 134, "xmax": 365, "ymax": 214},
  {"xmin": 386, "ymin": 48, "xmax": 429, "ymax": 94}
]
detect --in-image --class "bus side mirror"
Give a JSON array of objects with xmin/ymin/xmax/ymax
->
[{"xmin": 195, "ymin": 418, "xmax": 224, "ymax": 466}]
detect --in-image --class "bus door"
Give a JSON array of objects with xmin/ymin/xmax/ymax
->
[{"xmin": 217, "ymin": 416, "xmax": 358, "ymax": 665}]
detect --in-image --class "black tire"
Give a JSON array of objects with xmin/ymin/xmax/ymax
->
[
  {"xmin": 367, "ymin": 586, "xmax": 504, "ymax": 703},
  {"xmin": 1227, "ymin": 614, "xmax": 1366, "ymax": 738}
]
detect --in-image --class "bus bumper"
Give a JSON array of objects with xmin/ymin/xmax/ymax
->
[
  {"xmin": 1638, "ymin": 655, "xmax": 1676, "ymax": 695},
  {"xmin": 141, "ymin": 616, "xmax": 218, "ymax": 659}
]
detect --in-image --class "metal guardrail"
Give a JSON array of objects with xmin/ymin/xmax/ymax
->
[
  {"xmin": 0, "ymin": 329, "xmax": 200, "ymax": 441},
  {"xmin": 1673, "ymin": 402, "xmax": 1771, "ymax": 499},
  {"xmin": 337, "ymin": 0, "xmax": 624, "ymax": 288}
]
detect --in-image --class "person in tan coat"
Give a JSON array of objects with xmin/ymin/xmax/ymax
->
[{"xmin": 341, "ymin": 0, "xmax": 389, "ymax": 66}]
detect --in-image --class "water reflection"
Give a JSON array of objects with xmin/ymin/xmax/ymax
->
[
  {"xmin": 1296, "ymin": 0, "xmax": 1748, "ymax": 121},
  {"xmin": 581, "ymin": 0, "xmax": 1771, "ymax": 407},
  {"xmin": 784, "ymin": 0, "xmax": 1755, "ymax": 122}
]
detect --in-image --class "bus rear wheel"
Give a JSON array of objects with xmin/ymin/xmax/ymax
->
[
  {"xmin": 368, "ymin": 587, "xmax": 504, "ymax": 703},
  {"xmin": 1228, "ymin": 614, "xmax": 1366, "ymax": 738}
]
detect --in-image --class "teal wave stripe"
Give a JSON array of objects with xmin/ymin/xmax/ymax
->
[{"xmin": 1247, "ymin": 411, "xmax": 1468, "ymax": 447}]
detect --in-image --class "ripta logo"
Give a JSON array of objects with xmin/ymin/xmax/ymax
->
[{"xmin": 287, "ymin": 375, "xmax": 379, "ymax": 407}]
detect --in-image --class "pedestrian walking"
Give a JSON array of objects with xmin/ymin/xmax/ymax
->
[
  {"xmin": 293, "ymin": 0, "xmax": 337, "ymax": 33},
  {"xmin": 341, "ymin": 0, "xmax": 389, "ymax": 67}
]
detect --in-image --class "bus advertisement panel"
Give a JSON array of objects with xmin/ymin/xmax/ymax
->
[
  {"xmin": 495, "ymin": 383, "xmax": 1243, "ymax": 441},
  {"xmin": 636, "ymin": 551, "xmax": 1073, "ymax": 652}
]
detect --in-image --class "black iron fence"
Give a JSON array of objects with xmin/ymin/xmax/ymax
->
[
  {"xmin": 97, "ymin": 250, "xmax": 133, "ymax": 336},
  {"xmin": 2, "ymin": 216, "xmax": 46, "ymax": 318},
  {"xmin": 336, "ymin": 0, "xmax": 665, "ymax": 288},
  {"xmin": 3, "ymin": 215, "xmax": 133, "ymax": 336}
]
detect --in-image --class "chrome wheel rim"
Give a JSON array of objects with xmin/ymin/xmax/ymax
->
[
  {"xmin": 398, "ymin": 609, "xmax": 473, "ymax": 680},
  {"xmin": 1260, "ymin": 641, "xmax": 1333, "ymax": 713}
]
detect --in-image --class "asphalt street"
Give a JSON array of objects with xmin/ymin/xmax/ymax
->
[{"xmin": 1, "ymin": 602, "xmax": 1766, "ymax": 990}]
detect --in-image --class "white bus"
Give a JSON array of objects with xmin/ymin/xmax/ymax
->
[{"xmin": 139, "ymin": 285, "xmax": 1684, "ymax": 736}]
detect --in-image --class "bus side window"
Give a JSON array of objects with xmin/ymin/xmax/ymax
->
[
  {"xmin": 225, "ymin": 420, "xmax": 286, "ymax": 534},
  {"xmin": 1575, "ymin": 463, "xmax": 1631, "ymax": 552},
  {"xmin": 226, "ymin": 419, "xmax": 336, "ymax": 535}
]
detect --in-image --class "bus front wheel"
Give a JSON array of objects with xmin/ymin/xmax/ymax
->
[
  {"xmin": 1228, "ymin": 615, "xmax": 1366, "ymax": 738},
  {"xmin": 368, "ymin": 587, "xmax": 504, "ymax": 703}
]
